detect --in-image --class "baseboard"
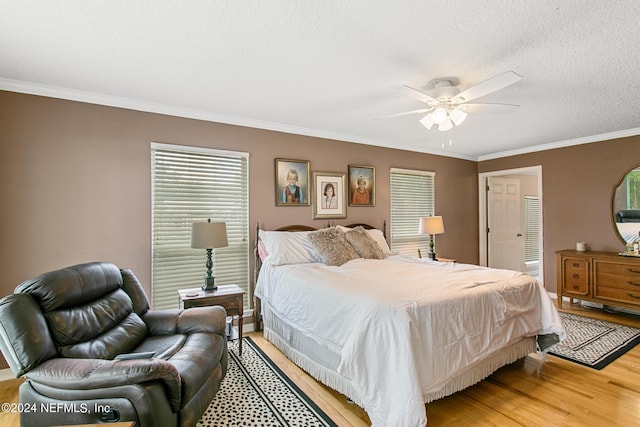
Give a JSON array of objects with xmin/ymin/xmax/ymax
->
[
  {"xmin": 549, "ymin": 292, "xmax": 640, "ymax": 316},
  {"xmin": 0, "ymin": 368, "xmax": 15, "ymax": 382}
]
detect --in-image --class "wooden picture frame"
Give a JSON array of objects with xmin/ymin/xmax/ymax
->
[
  {"xmin": 275, "ymin": 159, "xmax": 310, "ymax": 206},
  {"xmin": 312, "ymin": 171, "xmax": 347, "ymax": 219},
  {"xmin": 348, "ymin": 165, "xmax": 375, "ymax": 206}
]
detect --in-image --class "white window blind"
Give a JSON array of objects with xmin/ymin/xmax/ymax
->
[
  {"xmin": 524, "ymin": 196, "xmax": 540, "ymax": 263},
  {"xmin": 151, "ymin": 143, "xmax": 249, "ymax": 309},
  {"xmin": 390, "ymin": 168, "xmax": 435, "ymax": 257}
]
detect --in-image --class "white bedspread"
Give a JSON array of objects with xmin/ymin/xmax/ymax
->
[{"xmin": 256, "ymin": 256, "xmax": 565, "ymax": 427}]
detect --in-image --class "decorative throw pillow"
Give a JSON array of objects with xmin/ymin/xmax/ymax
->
[
  {"xmin": 337, "ymin": 225, "xmax": 392, "ymax": 255},
  {"xmin": 343, "ymin": 226, "xmax": 385, "ymax": 259},
  {"xmin": 307, "ymin": 227, "xmax": 361, "ymax": 266}
]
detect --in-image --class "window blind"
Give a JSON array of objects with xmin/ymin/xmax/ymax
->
[
  {"xmin": 151, "ymin": 143, "xmax": 249, "ymax": 309},
  {"xmin": 524, "ymin": 196, "xmax": 540, "ymax": 263},
  {"xmin": 390, "ymin": 168, "xmax": 435, "ymax": 257}
]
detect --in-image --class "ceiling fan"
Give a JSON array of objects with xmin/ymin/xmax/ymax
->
[{"xmin": 389, "ymin": 71, "xmax": 522, "ymax": 131}]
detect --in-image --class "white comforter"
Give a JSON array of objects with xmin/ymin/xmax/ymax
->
[{"xmin": 255, "ymin": 256, "xmax": 565, "ymax": 427}]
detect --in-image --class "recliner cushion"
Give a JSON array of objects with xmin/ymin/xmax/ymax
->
[
  {"xmin": 17, "ymin": 263, "xmax": 148, "ymax": 359},
  {"xmin": 121, "ymin": 268, "xmax": 150, "ymax": 316},
  {"xmin": 59, "ymin": 312, "xmax": 148, "ymax": 359},
  {"xmin": 0, "ymin": 294, "xmax": 57, "ymax": 377},
  {"xmin": 16, "ymin": 262, "xmax": 123, "ymax": 311},
  {"xmin": 132, "ymin": 334, "xmax": 187, "ymax": 360},
  {"xmin": 46, "ymin": 288, "xmax": 148, "ymax": 359}
]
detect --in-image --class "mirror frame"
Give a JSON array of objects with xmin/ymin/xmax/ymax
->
[{"xmin": 611, "ymin": 163, "xmax": 640, "ymax": 245}]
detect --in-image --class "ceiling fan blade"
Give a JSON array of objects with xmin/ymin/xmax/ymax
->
[
  {"xmin": 457, "ymin": 103, "xmax": 520, "ymax": 114},
  {"xmin": 452, "ymin": 71, "xmax": 522, "ymax": 104},
  {"xmin": 392, "ymin": 84, "xmax": 439, "ymax": 105},
  {"xmin": 378, "ymin": 107, "xmax": 433, "ymax": 119}
]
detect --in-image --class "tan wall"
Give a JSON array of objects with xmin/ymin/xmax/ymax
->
[
  {"xmin": 0, "ymin": 90, "xmax": 478, "ymax": 305},
  {"xmin": 479, "ymin": 136, "xmax": 640, "ymax": 292}
]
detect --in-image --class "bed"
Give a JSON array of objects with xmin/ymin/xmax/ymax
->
[{"xmin": 253, "ymin": 223, "xmax": 565, "ymax": 427}]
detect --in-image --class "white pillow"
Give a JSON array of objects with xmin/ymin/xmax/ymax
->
[
  {"xmin": 336, "ymin": 225, "xmax": 392, "ymax": 255},
  {"xmin": 258, "ymin": 230, "xmax": 320, "ymax": 265}
]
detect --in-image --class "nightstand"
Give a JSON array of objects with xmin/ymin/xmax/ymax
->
[{"xmin": 178, "ymin": 284, "xmax": 245, "ymax": 355}]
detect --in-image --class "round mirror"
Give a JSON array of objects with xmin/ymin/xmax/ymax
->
[{"xmin": 612, "ymin": 165, "xmax": 640, "ymax": 244}]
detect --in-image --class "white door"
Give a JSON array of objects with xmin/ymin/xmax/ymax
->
[{"xmin": 487, "ymin": 177, "xmax": 523, "ymax": 271}]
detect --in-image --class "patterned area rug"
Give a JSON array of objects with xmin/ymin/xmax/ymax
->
[
  {"xmin": 548, "ymin": 312, "xmax": 640, "ymax": 370},
  {"xmin": 198, "ymin": 337, "xmax": 337, "ymax": 426}
]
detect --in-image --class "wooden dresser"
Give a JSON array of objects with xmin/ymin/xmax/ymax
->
[{"xmin": 556, "ymin": 249, "xmax": 640, "ymax": 309}]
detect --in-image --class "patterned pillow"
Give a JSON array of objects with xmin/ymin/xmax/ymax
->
[
  {"xmin": 336, "ymin": 225, "xmax": 391, "ymax": 255},
  {"xmin": 307, "ymin": 228, "xmax": 360, "ymax": 266},
  {"xmin": 343, "ymin": 226, "xmax": 385, "ymax": 259}
]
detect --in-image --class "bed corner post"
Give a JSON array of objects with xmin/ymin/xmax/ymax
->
[
  {"xmin": 253, "ymin": 221, "xmax": 263, "ymax": 331},
  {"xmin": 383, "ymin": 219, "xmax": 387, "ymax": 241}
]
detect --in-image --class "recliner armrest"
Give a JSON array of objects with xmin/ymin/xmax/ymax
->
[
  {"xmin": 143, "ymin": 306, "xmax": 227, "ymax": 336},
  {"xmin": 26, "ymin": 357, "xmax": 182, "ymax": 412}
]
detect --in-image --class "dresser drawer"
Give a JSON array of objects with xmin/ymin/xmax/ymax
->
[
  {"xmin": 594, "ymin": 261, "xmax": 640, "ymax": 290},
  {"xmin": 594, "ymin": 286, "xmax": 640, "ymax": 304},
  {"xmin": 562, "ymin": 257, "xmax": 589, "ymax": 295}
]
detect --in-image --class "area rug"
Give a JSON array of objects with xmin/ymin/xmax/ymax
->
[
  {"xmin": 198, "ymin": 337, "xmax": 337, "ymax": 426},
  {"xmin": 548, "ymin": 312, "xmax": 640, "ymax": 370}
]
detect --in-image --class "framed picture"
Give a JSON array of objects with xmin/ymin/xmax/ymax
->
[
  {"xmin": 348, "ymin": 165, "xmax": 375, "ymax": 206},
  {"xmin": 312, "ymin": 171, "xmax": 347, "ymax": 219},
  {"xmin": 275, "ymin": 159, "xmax": 310, "ymax": 206}
]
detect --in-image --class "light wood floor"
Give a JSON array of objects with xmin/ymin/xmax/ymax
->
[{"xmin": 0, "ymin": 302, "xmax": 638, "ymax": 426}]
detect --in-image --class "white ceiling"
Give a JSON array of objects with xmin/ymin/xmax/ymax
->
[{"xmin": 2, "ymin": 1, "xmax": 640, "ymax": 161}]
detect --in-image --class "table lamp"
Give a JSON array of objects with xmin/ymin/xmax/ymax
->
[
  {"xmin": 191, "ymin": 219, "xmax": 228, "ymax": 291},
  {"xmin": 419, "ymin": 216, "xmax": 445, "ymax": 261}
]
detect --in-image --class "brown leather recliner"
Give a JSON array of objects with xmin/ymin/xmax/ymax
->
[{"xmin": 0, "ymin": 262, "xmax": 228, "ymax": 427}]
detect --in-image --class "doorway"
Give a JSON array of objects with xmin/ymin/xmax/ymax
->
[{"xmin": 478, "ymin": 166, "xmax": 543, "ymax": 283}]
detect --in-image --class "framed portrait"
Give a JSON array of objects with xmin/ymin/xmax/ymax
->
[
  {"xmin": 348, "ymin": 165, "xmax": 375, "ymax": 206},
  {"xmin": 312, "ymin": 171, "xmax": 347, "ymax": 219},
  {"xmin": 275, "ymin": 159, "xmax": 310, "ymax": 206}
]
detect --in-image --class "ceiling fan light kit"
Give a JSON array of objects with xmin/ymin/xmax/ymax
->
[
  {"xmin": 392, "ymin": 71, "xmax": 522, "ymax": 133},
  {"xmin": 449, "ymin": 107, "xmax": 467, "ymax": 126},
  {"xmin": 420, "ymin": 105, "xmax": 468, "ymax": 131}
]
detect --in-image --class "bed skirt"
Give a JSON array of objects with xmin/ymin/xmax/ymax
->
[{"xmin": 260, "ymin": 301, "xmax": 537, "ymax": 408}]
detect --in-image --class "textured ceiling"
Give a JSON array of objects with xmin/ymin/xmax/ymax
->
[{"xmin": 2, "ymin": 1, "xmax": 640, "ymax": 160}]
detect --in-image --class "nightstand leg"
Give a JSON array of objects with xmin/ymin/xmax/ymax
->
[{"xmin": 238, "ymin": 315, "xmax": 243, "ymax": 355}]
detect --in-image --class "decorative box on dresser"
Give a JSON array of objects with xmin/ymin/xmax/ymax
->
[{"xmin": 556, "ymin": 249, "xmax": 640, "ymax": 310}]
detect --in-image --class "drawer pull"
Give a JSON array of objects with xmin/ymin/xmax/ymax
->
[
  {"xmin": 572, "ymin": 263, "xmax": 579, "ymax": 268},
  {"xmin": 627, "ymin": 268, "xmax": 640, "ymax": 274},
  {"xmin": 626, "ymin": 281, "xmax": 640, "ymax": 287},
  {"xmin": 573, "ymin": 285, "xmax": 579, "ymax": 290},
  {"xmin": 572, "ymin": 274, "xmax": 579, "ymax": 279},
  {"xmin": 628, "ymin": 293, "xmax": 640, "ymax": 299}
]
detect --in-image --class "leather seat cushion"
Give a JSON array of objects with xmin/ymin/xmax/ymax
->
[{"xmin": 133, "ymin": 335, "xmax": 187, "ymax": 360}]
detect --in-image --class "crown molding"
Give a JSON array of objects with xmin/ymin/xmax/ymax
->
[
  {"xmin": 477, "ymin": 128, "xmax": 640, "ymax": 161},
  {"xmin": 3, "ymin": 78, "xmax": 636, "ymax": 163}
]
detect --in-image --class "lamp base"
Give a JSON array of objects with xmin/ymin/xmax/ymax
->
[
  {"xmin": 202, "ymin": 276, "xmax": 217, "ymax": 292},
  {"xmin": 428, "ymin": 251, "xmax": 437, "ymax": 261}
]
